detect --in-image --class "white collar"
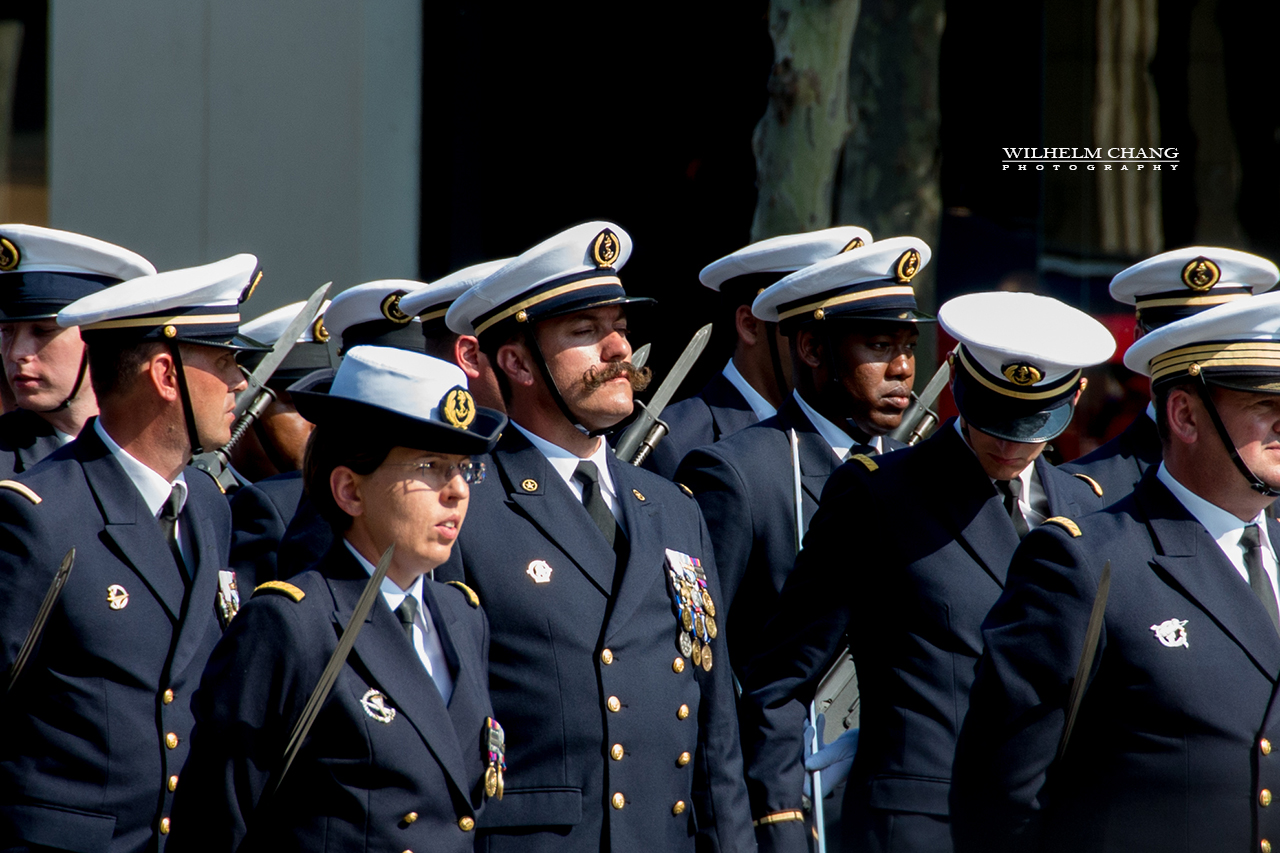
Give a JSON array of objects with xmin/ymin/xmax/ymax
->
[
  {"xmin": 93, "ymin": 419, "xmax": 187, "ymax": 517},
  {"xmin": 1156, "ymin": 462, "xmax": 1272, "ymax": 549},
  {"xmin": 722, "ymin": 358, "xmax": 777, "ymax": 422},
  {"xmin": 344, "ymin": 538, "xmax": 424, "ymax": 604},
  {"xmin": 793, "ymin": 390, "xmax": 879, "ymax": 459},
  {"xmin": 513, "ymin": 422, "xmax": 618, "ymax": 499}
]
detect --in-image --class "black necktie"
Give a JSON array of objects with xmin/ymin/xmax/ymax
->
[
  {"xmin": 396, "ymin": 596, "xmax": 419, "ymax": 643},
  {"xmin": 158, "ymin": 485, "xmax": 188, "ymax": 579},
  {"xmin": 574, "ymin": 461, "xmax": 617, "ymax": 549},
  {"xmin": 996, "ymin": 479, "xmax": 1031, "ymax": 540},
  {"xmin": 1241, "ymin": 524, "xmax": 1280, "ymax": 634}
]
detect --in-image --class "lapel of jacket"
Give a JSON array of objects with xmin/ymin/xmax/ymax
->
[
  {"xmin": 80, "ymin": 425, "xmax": 186, "ymax": 622},
  {"xmin": 927, "ymin": 423, "xmax": 1021, "ymax": 587},
  {"xmin": 702, "ymin": 372, "xmax": 759, "ymax": 440},
  {"xmin": 326, "ymin": 548, "xmax": 473, "ymax": 799},
  {"xmin": 778, "ymin": 395, "xmax": 841, "ymax": 510},
  {"xmin": 168, "ymin": 472, "xmax": 226, "ymax": 676},
  {"xmin": 498, "ymin": 430, "xmax": 615, "ymax": 596},
  {"xmin": 1141, "ymin": 475, "xmax": 1280, "ymax": 680},
  {"xmin": 1036, "ymin": 456, "xmax": 1083, "ymax": 518},
  {"xmin": 13, "ymin": 411, "xmax": 61, "ymax": 473},
  {"xmin": 603, "ymin": 456, "xmax": 663, "ymax": 641},
  {"xmin": 422, "ymin": 579, "xmax": 487, "ymax": 746}
]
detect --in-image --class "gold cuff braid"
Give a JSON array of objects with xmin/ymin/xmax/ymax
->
[{"xmin": 752, "ymin": 809, "xmax": 805, "ymax": 827}]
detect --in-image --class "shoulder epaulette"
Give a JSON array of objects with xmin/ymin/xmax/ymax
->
[
  {"xmin": 850, "ymin": 454, "xmax": 878, "ymax": 472},
  {"xmin": 1044, "ymin": 516, "xmax": 1082, "ymax": 538},
  {"xmin": 1072, "ymin": 472, "xmax": 1104, "ymax": 498},
  {"xmin": 447, "ymin": 580, "xmax": 480, "ymax": 608},
  {"xmin": 677, "ymin": 482, "xmax": 694, "ymax": 499},
  {"xmin": 253, "ymin": 580, "xmax": 306, "ymax": 602},
  {"xmin": 0, "ymin": 480, "xmax": 41, "ymax": 504}
]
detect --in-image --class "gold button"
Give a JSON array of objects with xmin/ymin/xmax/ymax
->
[
  {"xmin": 677, "ymin": 751, "xmax": 691, "ymax": 767},
  {"xmin": 160, "ymin": 818, "xmax": 171, "ymax": 834},
  {"xmin": 673, "ymin": 657, "xmax": 685, "ymax": 673},
  {"xmin": 1263, "ymin": 789, "xmax": 1273, "ymax": 807},
  {"xmin": 677, "ymin": 704, "xmax": 690, "ymax": 720},
  {"xmin": 163, "ymin": 689, "xmax": 175, "ymax": 705},
  {"xmin": 612, "ymin": 792, "xmax": 625, "ymax": 809},
  {"xmin": 611, "ymin": 743, "xmax": 624, "ymax": 761},
  {"xmin": 458, "ymin": 816, "xmax": 475, "ymax": 831},
  {"xmin": 673, "ymin": 800, "xmax": 686, "ymax": 815},
  {"xmin": 601, "ymin": 649, "xmax": 614, "ymax": 665},
  {"xmin": 1264, "ymin": 841, "xmax": 1272, "ymax": 853},
  {"xmin": 404, "ymin": 811, "xmax": 418, "ymax": 824},
  {"xmin": 1264, "ymin": 738, "xmax": 1273, "ymax": 756},
  {"xmin": 168, "ymin": 775, "xmax": 178, "ymax": 792},
  {"xmin": 608, "ymin": 696, "xmax": 621, "ymax": 712},
  {"xmin": 165, "ymin": 733, "xmax": 178, "ymax": 749}
]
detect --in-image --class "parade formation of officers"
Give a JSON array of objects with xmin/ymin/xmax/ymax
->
[{"xmin": 0, "ymin": 218, "xmax": 1278, "ymax": 853}]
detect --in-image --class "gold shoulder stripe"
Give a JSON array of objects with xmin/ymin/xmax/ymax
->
[
  {"xmin": 1044, "ymin": 516, "xmax": 1082, "ymax": 538},
  {"xmin": 1072, "ymin": 472, "xmax": 1104, "ymax": 498},
  {"xmin": 447, "ymin": 580, "xmax": 480, "ymax": 608},
  {"xmin": 677, "ymin": 482, "xmax": 695, "ymax": 498},
  {"xmin": 253, "ymin": 580, "xmax": 306, "ymax": 602},
  {"xmin": 850, "ymin": 454, "xmax": 879, "ymax": 472},
  {"xmin": 0, "ymin": 479, "xmax": 41, "ymax": 504}
]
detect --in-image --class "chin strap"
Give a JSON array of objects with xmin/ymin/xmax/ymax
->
[
  {"xmin": 522, "ymin": 327, "xmax": 632, "ymax": 439},
  {"xmin": 31, "ymin": 344, "xmax": 89, "ymax": 414},
  {"xmin": 1194, "ymin": 374, "xmax": 1280, "ymax": 498},
  {"xmin": 167, "ymin": 342, "xmax": 204, "ymax": 458}
]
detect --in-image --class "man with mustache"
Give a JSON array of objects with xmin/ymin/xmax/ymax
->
[
  {"xmin": 438, "ymin": 221, "xmax": 754, "ymax": 853},
  {"xmin": 676, "ymin": 237, "xmax": 929, "ymax": 675},
  {"xmin": 0, "ymin": 225, "xmax": 156, "ymax": 479},
  {"xmin": 737, "ymin": 291, "xmax": 1113, "ymax": 853}
]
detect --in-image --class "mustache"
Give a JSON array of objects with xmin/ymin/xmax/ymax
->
[{"xmin": 583, "ymin": 361, "xmax": 652, "ymax": 392}]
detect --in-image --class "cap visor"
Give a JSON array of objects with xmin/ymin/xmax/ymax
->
[{"xmin": 965, "ymin": 400, "xmax": 1076, "ymax": 444}]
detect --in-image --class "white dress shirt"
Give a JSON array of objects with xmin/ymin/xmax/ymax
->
[
  {"xmin": 514, "ymin": 423, "xmax": 624, "ymax": 526},
  {"xmin": 793, "ymin": 390, "xmax": 883, "ymax": 461},
  {"xmin": 344, "ymin": 539, "xmax": 454, "ymax": 703},
  {"xmin": 722, "ymin": 358, "xmax": 777, "ymax": 423},
  {"xmin": 1157, "ymin": 463, "xmax": 1280, "ymax": 612},
  {"xmin": 94, "ymin": 419, "xmax": 191, "ymax": 564}
]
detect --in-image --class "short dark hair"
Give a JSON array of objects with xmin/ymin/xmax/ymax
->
[
  {"xmin": 302, "ymin": 425, "xmax": 394, "ymax": 531},
  {"xmin": 84, "ymin": 334, "xmax": 165, "ymax": 401},
  {"xmin": 422, "ymin": 330, "xmax": 460, "ymax": 362},
  {"xmin": 479, "ymin": 330, "xmax": 521, "ymax": 405}
]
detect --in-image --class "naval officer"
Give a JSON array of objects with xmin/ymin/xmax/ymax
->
[
  {"xmin": 169, "ymin": 346, "xmax": 506, "ymax": 852},
  {"xmin": 1063, "ymin": 247, "xmax": 1278, "ymax": 501},
  {"xmin": 0, "ymin": 254, "xmax": 266, "ymax": 852},
  {"xmin": 738, "ymin": 291, "xmax": 1113, "ymax": 853},
  {"xmin": 953, "ymin": 290, "xmax": 1280, "ymax": 853},
  {"xmin": 438, "ymin": 221, "xmax": 756, "ymax": 853},
  {"xmin": 676, "ymin": 236, "xmax": 926, "ymax": 666},
  {"xmin": 0, "ymin": 224, "xmax": 156, "ymax": 478},
  {"xmin": 644, "ymin": 226, "xmax": 872, "ymax": 479}
]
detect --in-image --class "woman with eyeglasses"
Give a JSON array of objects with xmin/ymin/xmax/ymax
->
[{"xmin": 168, "ymin": 345, "xmax": 507, "ymax": 852}]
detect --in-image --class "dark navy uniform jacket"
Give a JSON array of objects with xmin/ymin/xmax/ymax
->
[
  {"xmin": 0, "ymin": 407, "xmax": 66, "ymax": 480},
  {"xmin": 1060, "ymin": 411, "xmax": 1161, "ymax": 504},
  {"xmin": 738, "ymin": 421, "xmax": 1099, "ymax": 853},
  {"xmin": 643, "ymin": 371, "xmax": 760, "ymax": 479},
  {"xmin": 676, "ymin": 393, "xmax": 902, "ymax": 670},
  {"xmin": 0, "ymin": 423, "xmax": 231, "ymax": 853},
  {"xmin": 952, "ymin": 470, "xmax": 1280, "ymax": 853},
  {"xmin": 436, "ymin": 429, "xmax": 756, "ymax": 853},
  {"xmin": 228, "ymin": 469, "xmax": 304, "ymax": 589},
  {"xmin": 168, "ymin": 544, "xmax": 493, "ymax": 853}
]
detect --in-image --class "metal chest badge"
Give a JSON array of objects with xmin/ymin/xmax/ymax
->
[
  {"xmin": 106, "ymin": 584, "xmax": 129, "ymax": 610},
  {"xmin": 361, "ymin": 689, "xmax": 397, "ymax": 723},
  {"xmin": 664, "ymin": 548, "xmax": 717, "ymax": 672},
  {"xmin": 483, "ymin": 717, "xmax": 507, "ymax": 799},
  {"xmin": 1150, "ymin": 618, "xmax": 1189, "ymax": 649}
]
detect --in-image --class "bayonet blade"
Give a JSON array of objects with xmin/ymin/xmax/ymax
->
[
  {"xmin": 614, "ymin": 323, "xmax": 712, "ymax": 462},
  {"xmin": 234, "ymin": 282, "xmax": 331, "ymax": 419},
  {"xmin": 6, "ymin": 547, "xmax": 75, "ymax": 695},
  {"xmin": 1058, "ymin": 558, "xmax": 1111, "ymax": 760}
]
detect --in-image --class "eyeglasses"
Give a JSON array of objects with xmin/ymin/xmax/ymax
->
[{"xmin": 385, "ymin": 459, "xmax": 485, "ymax": 487}]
